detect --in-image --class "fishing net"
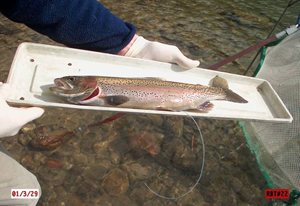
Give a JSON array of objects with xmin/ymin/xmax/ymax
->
[{"xmin": 240, "ymin": 30, "xmax": 300, "ymax": 205}]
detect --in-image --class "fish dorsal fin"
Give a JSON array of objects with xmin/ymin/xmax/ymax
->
[
  {"xmin": 121, "ymin": 77, "xmax": 166, "ymax": 81},
  {"xmin": 144, "ymin": 77, "xmax": 166, "ymax": 81},
  {"xmin": 210, "ymin": 75, "xmax": 229, "ymax": 89},
  {"xmin": 126, "ymin": 77, "xmax": 166, "ymax": 81}
]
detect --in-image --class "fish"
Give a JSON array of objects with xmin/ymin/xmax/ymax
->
[{"xmin": 49, "ymin": 75, "xmax": 248, "ymax": 112}]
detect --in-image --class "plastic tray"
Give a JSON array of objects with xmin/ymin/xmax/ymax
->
[{"xmin": 6, "ymin": 43, "xmax": 293, "ymax": 123}]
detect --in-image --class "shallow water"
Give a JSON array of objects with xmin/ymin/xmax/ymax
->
[{"xmin": 0, "ymin": 0, "xmax": 299, "ymax": 205}]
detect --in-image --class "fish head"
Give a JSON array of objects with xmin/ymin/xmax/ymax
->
[{"xmin": 49, "ymin": 76, "xmax": 100, "ymax": 103}]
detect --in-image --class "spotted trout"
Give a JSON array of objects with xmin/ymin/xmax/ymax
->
[{"xmin": 49, "ymin": 75, "xmax": 248, "ymax": 112}]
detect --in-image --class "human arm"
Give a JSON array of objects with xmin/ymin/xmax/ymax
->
[
  {"xmin": 0, "ymin": 0, "xmax": 199, "ymax": 68},
  {"xmin": 0, "ymin": 0, "xmax": 136, "ymax": 54},
  {"xmin": 0, "ymin": 83, "xmax": 44, "ymax": 138}
]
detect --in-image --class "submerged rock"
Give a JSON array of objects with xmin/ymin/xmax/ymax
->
[
  {"xmin": 33, "ymin": 152, "xmax": 47, "ymax": 164},
  {"xmin": 111, "ymin": 195, "xmax": 138, "ymax": 206},
  {"xmin": 129, "ymin": 131, "xmax": 164, "ymax": 156},
  {"xmin": 93, "ymin": 141, "xmax": 109, "ymax": 153},
  {"xmin": 52, "ymin": 170, "xmax": 67, "ymax": 186},
  {"xmin": 75, "ymin": 180, "xmax": 101, "ymax": 201},
  {"xmin": 101, "ymin": 168, "xmax": 129, "ymax": 196},
  {"xmin": 129, "ymin": 185, "xmax": 155, "ymax": 204},
  {"xmin": 72, "ymin": 153, "xmax": 88, "ymax": 166},
  {"xmin": 172, "ymin": 146, "xmax": 197, "ymax": 170},
  {"xmin": 18, "ymin": 134, "xmax": 32, "ymax": 146},
  {"xmin": 21, "ymin": 123, "xmax": 36, "ymax": 134},
  {"xmin": 164, "ymin": 116, "xmax": 184, "ymax": 137},
  {"xmin": 147, "ymin": 114, "xmax": 164, "ymax": 127},
  {"xmin": 143, "ymin": 199, "xmax": 164, "ymax": 206},
  {"xmin": 55, "ymin": 186, "xmax": 67, "ymax": 200},
  {"xmin": 108, "ymin": 146, "xmax": 122, "ymax": 165},
  {"xmin": 227, "ymin": 176, "xmax": 243, "ymax": 193},
  {"xmin": 46, "ymin": 158, "xmax": 63, "ymax": 168},
  {"xmin": 63, "ymin": 174, "xmax": 83, "ymax": 193},
  {"xmin": 21, "ymin": 152, "xmax": 38, "ymax": 172},
  {"xmin": 65, "ymin": 195, "xmax": 85, "ymax": 206},
  {"xmin": 122, "ymin": 162, "xmax": 155, "ymax": 181},
  {"xmin": 83, "ymin": 161, "xmax": 111, "ymax": 181}
]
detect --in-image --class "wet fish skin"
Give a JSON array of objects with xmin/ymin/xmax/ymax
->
[{"xmin": 49, "ymin": 75, "xmax": 248, "ymax": 112}]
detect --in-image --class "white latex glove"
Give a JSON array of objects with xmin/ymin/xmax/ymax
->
[
  {"xmin": 0, "ymin": 82, "xmax": 44, "ymax": 138},
  {"xmin": 124, "ymin": 36, "xmax": 200, "ymax": 69}
]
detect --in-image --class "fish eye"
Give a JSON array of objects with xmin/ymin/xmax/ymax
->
[{"xmin": 68, "ymin": 77, "xmax": 75, "ymax": 81}]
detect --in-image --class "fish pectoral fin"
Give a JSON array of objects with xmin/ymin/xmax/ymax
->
[
  {"xmin": 155, "ymin": 106, "xmax": 176, "ymax": 111},
  {"xmin": 100, "ymin": 95, "xmax": 130, "ymax": 106},
  {"xmin": 209, "ymin": 75, "xmax": 229, "ymax": 89}
]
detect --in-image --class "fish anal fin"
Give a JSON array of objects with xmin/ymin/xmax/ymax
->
[
  {"xmin": 196, "ymin": 101, "xmax": 214, "ymax": 112},
  {"xmin": 101, "ymin": 95, "xmax": 130, "ymax": 106},
  {"xmin": 210, "ymin": 75, "xmax": 229, "ymax": 89}
]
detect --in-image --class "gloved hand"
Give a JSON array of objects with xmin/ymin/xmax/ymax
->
[
  {"xmin": 120, "ymin": 35, "xmax": 200, "ymax": 69},
  {"xmin": 0, "ymin": 82, "xmax": 44, "ymax": 138}
]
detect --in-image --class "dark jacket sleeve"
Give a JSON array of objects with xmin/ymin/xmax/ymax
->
[{"xmin": 0, "ymin": 0, "xmax": 136, "ymax": 54}]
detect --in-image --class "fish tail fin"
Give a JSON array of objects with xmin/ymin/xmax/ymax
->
[
  {"xmin": 224, "ymin": 89, "xmax": 248, "ymax": 103},
  {"xmin": 211, "ymin": 75, "xmax": 248, "ymax": 103}
]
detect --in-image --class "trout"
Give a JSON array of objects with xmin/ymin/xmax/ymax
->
[{"xmin": 49, "ymin": 75, "xmax": 248, "ymax": 112}]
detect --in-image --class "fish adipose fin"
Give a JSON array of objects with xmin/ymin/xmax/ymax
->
[
  {"xmin": 211, "ymin": 75, "xmax": 248, "ymax": 103},
  {"xmin": 101, "ymin": 95, "xmax": 130, "ymax": 106}
]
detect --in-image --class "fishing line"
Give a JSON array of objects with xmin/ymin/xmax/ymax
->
[
  {"xmin": 221, "ymin": 140, "xmax": 247, "ymax": 160},
  {"xmin": 144, "ymin": 112, "xmax": 205, "ymax": 200}
]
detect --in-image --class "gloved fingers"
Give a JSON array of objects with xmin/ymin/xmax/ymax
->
[
  {"xmin": 148, "ymin": 43, "xmax": 200, "ymax": 69},
  {"xmin": 0, "ymin": 107, "xmax": 44, "ymax": 138},
  {"xmin": 9, "ymin": 107, "xmax": 44, "ymax": 136},
  {"xmin": 169, "ymin": 47, "xmax": 200, "ymax": 69},
  {"xmin": 125, "ymin": 36, "xmax": 200, "ymax": 69},
  {"xmin": 0, "ymin": 83, "xmax": 11, "ymax": 100},
  {"xmin": 17, "ymin": 107, "xmax": 45, "ymax": 124}
]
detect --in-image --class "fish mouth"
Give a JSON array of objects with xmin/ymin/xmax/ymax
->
[
  {"xmin": 49, "ymin": 77, "xmax": 101, "ymax": 103},
  {"xmin": 53, "ymin": 79, "xmax": 72, "ymax": 90},
  {"xmin": 49, "ymin": 78, "xmax": 100, "ymax": 100},
  {"xmin": 49, "ymin": 79, "xmax": 74, "ymax": 94}
]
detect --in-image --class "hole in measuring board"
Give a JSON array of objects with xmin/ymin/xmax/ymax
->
[
  {"xmin": 30, "ymin": 59, "xmax": 34, "ymax": 62},
  {"xmin": 20, "ymin": 97, "xmax": 25, "ymax": 100},
  {"xmin": 68, "ymin": 63, "xmax": 72, "ymax": 66}
]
